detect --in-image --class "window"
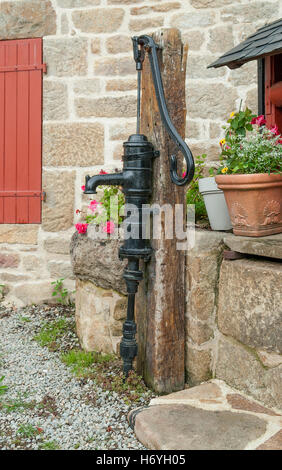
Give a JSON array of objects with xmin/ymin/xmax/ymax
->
[{"xmin": 0, "ymin": 38, "xmax": 44, "ymax": 224}]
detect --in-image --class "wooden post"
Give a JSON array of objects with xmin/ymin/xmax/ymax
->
[{"xmin": 135, "ymin": 29, "xmax": 188, "ymax": 393}]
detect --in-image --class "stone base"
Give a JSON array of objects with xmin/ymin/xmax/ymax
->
[{"xmin": 75, "ymin": 278, "xmax": 127, "ymax": 354}]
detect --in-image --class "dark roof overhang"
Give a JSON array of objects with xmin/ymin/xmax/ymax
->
[{"xmin": 208, "ymin": 18, "xmax": 282, "ymax": 69}]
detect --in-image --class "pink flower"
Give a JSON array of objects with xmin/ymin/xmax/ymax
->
[
  {"xmin": 75, "ymin": 223, "xmax": 88, "ymax": 234},
  {"xmin": 76, "ymin": 209, "xmax": 81, "ymax": 215},
  {"xmin": 225, "ymin": 145, "xmax": 231, "ymax": 150},
  {"xmin": 251, "ymin": 115, "xmax": 266, "ymax": 126},
  {"xmin": 81, "ymin": 185, "xmax": 85, "ymax": 191},
  {"xmin": 99, "ymin": 169, "xmax": 107, "ymax": 175},
  {"xmin": 182, "ymin": 171, "xmax": 186, "ymax": 178},
  {"xmin": 89, "ymin": 200, "xmax": 99, "ymax": 213},
  {"xmin": 270, "ymin": 125, "xmax": 279, "ymax": 135},
  {"xmin": 102, "ymin": 221, "xmax": 115, "ymax": 234}
]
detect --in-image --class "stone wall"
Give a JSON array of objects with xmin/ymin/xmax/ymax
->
[
  {"xmin": 186, "ymin": 230, "xmax": 282, "ymax": 409},
  {"xmin": 0, "ymin": 0, "xmax": 281, "ymax": 305}
]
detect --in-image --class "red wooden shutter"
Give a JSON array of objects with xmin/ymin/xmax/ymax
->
[{"xmin": 0, "ymin": 38, "xmax": 45, "ymax": 224}]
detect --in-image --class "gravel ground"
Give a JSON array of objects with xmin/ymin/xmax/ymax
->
[{"xmin": 0, "ymin": 304, "xmax": 149, "ymax": 450}]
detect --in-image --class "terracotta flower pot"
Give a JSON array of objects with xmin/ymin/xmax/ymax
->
[{"xmin": 215, "ymin": 173, "xmax": 282, "ymax": 237}]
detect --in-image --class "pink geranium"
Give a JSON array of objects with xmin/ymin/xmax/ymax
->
[
  {"xmin": 182, "ymin": 171, "xmax": 186, "ymax": 178},
  {"xmin": 81, "ymin": 185, "xmax": 85, "ymax": 191},
  {"xmin": 102, "ymin": 221, "xmax": 115, "ymax": 234},
  {"xmin": 270, "ymin": 125, "xmax": 279, "ymax": 135},
  {"xmin": 251, "ymin": 115, "xmax": 266, "ymax": 126},
  {"xmin": 89, "ymin": 200, "xmax": 100, "ymax": 213},
  {"xmin": 99, "ymin": 169, "xmax": 107, "ymax": 175},
  {"xmin": 75, "ymin": 223, "xmax": 88, "ymax": 234}
]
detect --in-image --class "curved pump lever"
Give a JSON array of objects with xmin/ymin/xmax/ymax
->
[{"xmin": 136, "ymin": 34, "xmax": 195, "ymax": 186}]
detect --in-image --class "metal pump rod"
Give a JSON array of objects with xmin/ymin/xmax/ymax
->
[{"xmin": 84, "ymin": 35, "xmax": 194, "ymax": 377}]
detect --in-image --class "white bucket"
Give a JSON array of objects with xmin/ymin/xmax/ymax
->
[{"xmin": 198, "ymin": 177, "xmax": 232, "ymax": 231}]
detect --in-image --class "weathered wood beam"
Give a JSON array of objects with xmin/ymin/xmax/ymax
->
[{"xmin": 136, "ymin": 28, "xmax": 188, "ymax": 393}]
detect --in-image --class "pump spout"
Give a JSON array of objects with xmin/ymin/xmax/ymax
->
[{"xmin": 84, "ymin": 172, "xmax": 124, "ymax": 194}]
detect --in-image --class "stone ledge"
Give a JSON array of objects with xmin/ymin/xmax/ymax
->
[{"xmin": 224, "ymin": 233, "xmax": 282, "ymax": 260}]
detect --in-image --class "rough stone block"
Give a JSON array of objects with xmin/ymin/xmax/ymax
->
[
  {"xmin": 221, "ymin": 2, "xmax": 278, "ymax": 24},
  {"xmin": 43, "ymin": 81, "xmax": 69, "ymax": 121},
  {"xmin": 0, "ymin": 0, "xmax": 56, "ymax": 39},
  {"xmin": 186, "ymin": 317, "xmax": 214, "ymax": 345},
  {"xmin": 75, "ymin": 279, "xmax": 126, "ymax": 353},
  {"xmin": 75, "ymin": 96, "xmax": 136, "ymax": 118},
  {"xmin": 187, "ymin": 83, "xmax": 238, "ymax": 120},
  {"xmin": 58, "ymin": 0, "xmax": 100, "ymax": 6},
  {"xmin": 109, "ymin": 122, "xmax": 136, "ymax": 141},
  {"xmin": 73, "ymin": 79, "xmax": 101, "ymax": 95},
  {"xmin": 22, "ymin": 255, "xmax": 42, "ymax": 273},
  {"xmin": 215, "ymin": 335, "xmax": 281, "ymax": 408},
  {"xmin": 188, "ymin": 287, "xmax": 215, "ymax": 322},
  {"xmin": 0, "ymin": 225, "xmax": 38, "ymax": 244},
  {"xmin": 72, "ymin": 8, "xmax": 124, "ymax": 33},
  {"xmin": 171, "ymin": 11, "xmax": 215, "ymax": 29},
  {"xmin": 70, "ymin": 232, "xmax": 127, "ymax": 294},
  {"xmin": 223, "ymin": 233, "xmax": 282, "ymax": 260},
  {"xmin": 94, "ymin": 57, "xmax": 136, "ymax": 76},
  {"xmin": 12, "ymin": 282, "xmax": 54, "ymax": 306},
  {"xmin": 43, "ymin": 123, "xmax": 104, "ymax": 167},
  {"xmin": 257, "ymin": 431, "xmax": 282, "ymax": 450},
  {"xmin": 218, "ymin": 259, "xmax": 282, "ymax": 354},
  {"xmin": 181, "ymin": 31, "xmax": 205, "ymax": 51},
  {"xmin": 186, "ymin": 347, "xmax": 212, "ymax": 385},
  {"xmin": 48, "ymin": 260, "xmax": 74, "ymax": 280},
  {"xmin": 129, "ymin": 17, "xmax": 164, "ymax": 32},
  {"xmin": 106, "ymin": 35, "xmax": 132, "ymax": 54},
  {"xmin": 191, "ymin": 0, "xmax": 234, "ymax": 6},
  {"xmin": 0, "ymin": 253, "xmax": 19, "ymax": 268},
  {"xmin": 207, "ymin": 26, "xmax": 235, "ymax": 53},
  {"xmin": 42, "ymin": 171, "xmax": 75, "ymax": 232},
  {"xmin": 43, "ymin": 38, "xmax": 88, "ymax": 77},
  {"xmin": 131, "ymin": 3, "xmax": 180, "ymax": 14},
  {"xmin": 44, "ymin": 237, "xmax": 71, "ymax": 255},
  {"xmin": 90, "ymin": 38, "xmax": 101, "ymax": 55},
  {"xmin": 106, "ymin": 79, "xmax": 137, "ymax": 92},
  {"xmin": 187, "ymin": 55, "xmax": 227, "ymax": 80}
]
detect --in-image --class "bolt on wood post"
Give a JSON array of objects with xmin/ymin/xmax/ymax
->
[{"xmin": 135, "ymin": 28, "xmax": 188, "ymax": 393}]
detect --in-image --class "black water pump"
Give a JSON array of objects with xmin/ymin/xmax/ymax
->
[{"xmin": 84, "ymin": 35, "xmax": 195, "ymax": 377}]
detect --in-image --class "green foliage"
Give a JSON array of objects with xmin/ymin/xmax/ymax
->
[
  {"xmin": 0, "ymin": 376, "xmax": 8, "ymax": 396},
  {"xmin": 1, "ymin": 396, "xmax": 36, "ymax": 413},
  {"xmin": 218, "ymin": 108, "xmax": 282, "ymax": 175},
  {"xmin": 34, "ymin": 317, "xmax": 69, "ymax": 348},
  {"xmin": 186, "ymin": 154, "xmax": 207, "ymax": 220},
  {"xmin": 226, "ymin": 107, "xmax": 255, "ymax": 138},
  {"xmin": 86, "ymin": 186, "xmax": 125, "ymax": 226},
  {"xmin": 39, "ymin": 440, "xmax": 60, "ymax": 450},
  {"xmin": 51, "ymin": 278, "xmax": 70, "ymax": 305},
  {"xmin": 17, "ymin": 424, "xmax": 40, "ymax": 438},
  {"xmin": 61, "ymin": 349, "xmax": 114, "ymax": 376}
]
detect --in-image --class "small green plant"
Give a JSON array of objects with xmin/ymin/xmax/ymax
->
[
  {"xmin": 1, "ymin": 395, "xmax": 36, "ymax": 413},
  {"xmin": 34, "ymin": 317, "xmax": 69, "ymax": 349},
  {"xmin": 186, "ymin": 154, "xmax": 207, "ymax": 220},
  {"xmin": 51, "ymin": 278, "xmax": 70, "ymax": 305},
  {"xmin": 18, "ymin": 315, "xmax": 31, "ymax": 323},
  {"xmin": 0, "ymin": 376, "xmax": 8, "ymax": 396},
  {"xmin": 0, "ymin": 284, "xmax": 5, "ymax": 300},
  {"xmin": 17, "ymin": 424, "xmax": 40, "ymax": 438},
  {"xmin": 61, "ymin": 349, "xmax": 114, "ymax": 376},
  {"xmin": 39, "ymin": 440, "xmax": 60, "ymax": 450}
]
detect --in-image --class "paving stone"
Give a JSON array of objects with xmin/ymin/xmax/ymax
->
[
  {"xmin": 223, "ymin": 233, "xmax": 282, "ymax": 260},
  {"xmin": 226, "ymin": 394, "xmax": 280, "ymax": 416},
  {"xmin": 151, "ymin": 382, "xmax": 223, "ymax": 406},
  {"xmin": 257, "ymin": 430, "xmax": 282, "ymax": 450},
  {"xmin": 131, "ymin": 404, "xmax": 267, "ymax": 450}
]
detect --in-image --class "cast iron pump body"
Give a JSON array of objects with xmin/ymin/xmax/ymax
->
[{"xmin": 84, "ymin": 35, "xmax": 195, "ymax": 377}]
